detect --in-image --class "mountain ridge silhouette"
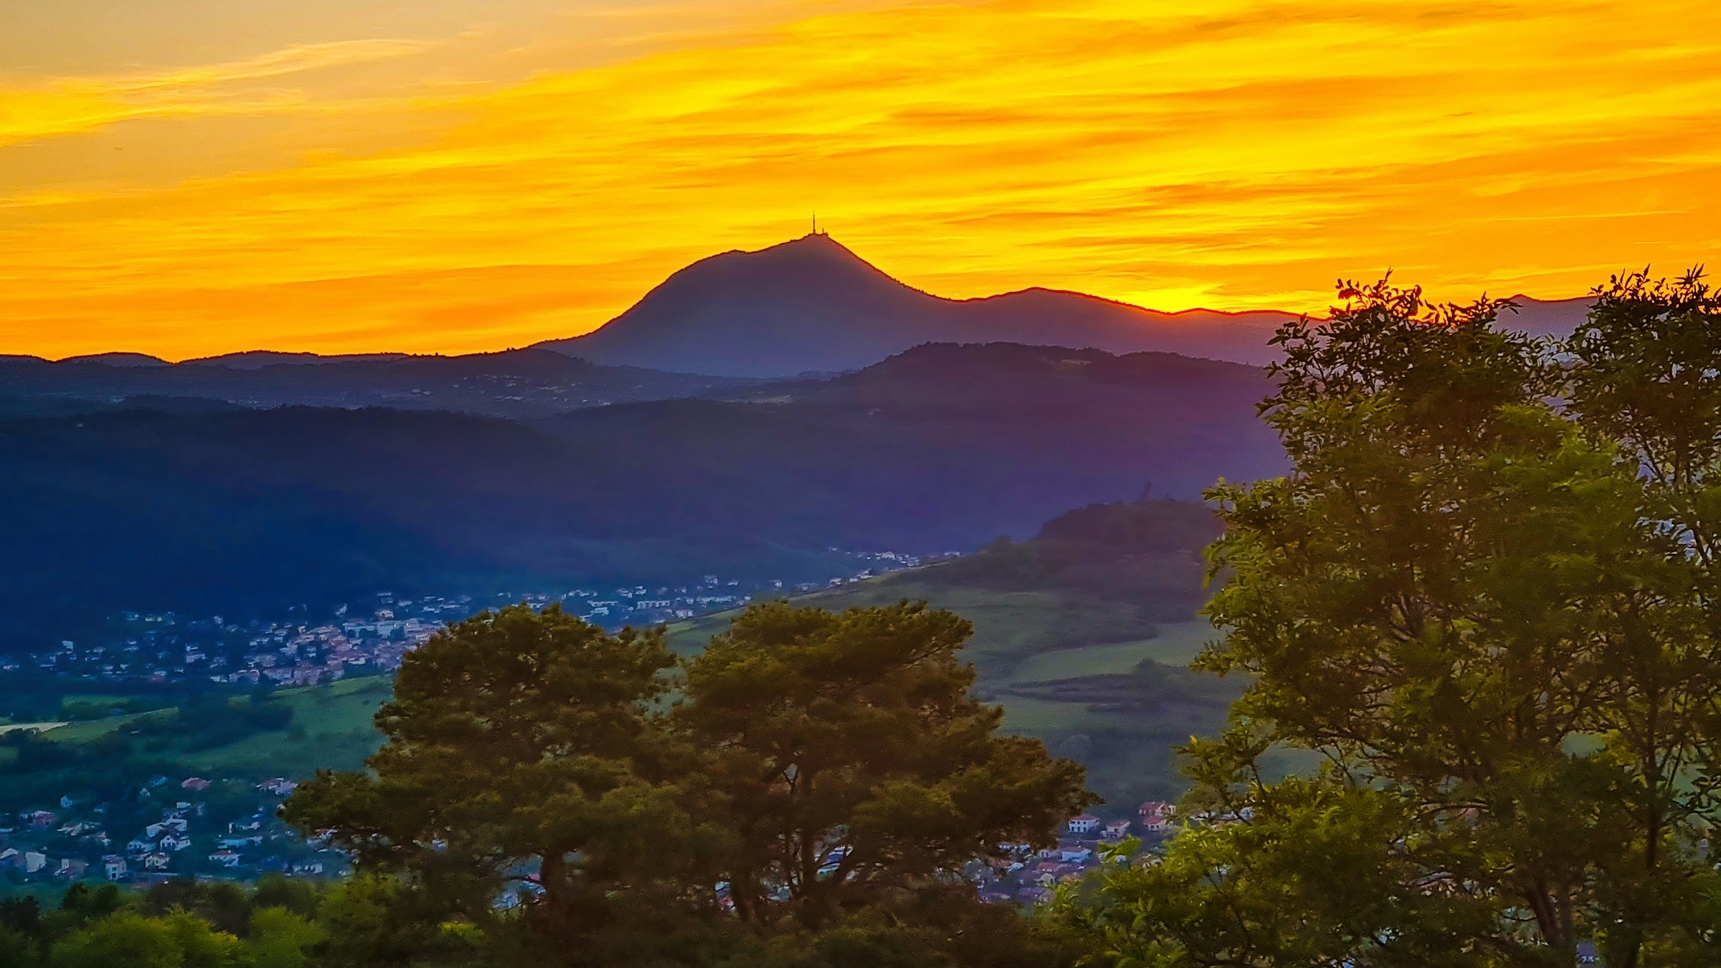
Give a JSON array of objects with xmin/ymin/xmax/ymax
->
[{"xmin": 535, "ymin": 234, "xmax": 1593, "ymax": 377}]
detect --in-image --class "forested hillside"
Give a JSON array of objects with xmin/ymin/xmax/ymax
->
[{"xmin": 0, "ymin": 343, "xmax": 1280, "ymax": 652}]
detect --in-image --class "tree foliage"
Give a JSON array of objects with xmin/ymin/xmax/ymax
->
[
  {"xmin": 284, "ymin": 600, "xmax": 1089, "ymax": 965},
  {"xmin": 0, "ymin": 877, "xmax": 328, "ymax": 968},
  {"xmin": 282, "ymin": 604, "xmax": 708, "ymax": 955},
  {"xmin": 678, "ymin": 601, "xmax": 1094, "ymax": 926},
  {"xmin": 1056, "ymin": 271, "xmax": 1721, "ymax": 967}
]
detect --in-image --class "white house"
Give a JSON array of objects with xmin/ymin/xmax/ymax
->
[{"xmin": 1066, "ymin": 815, "xmax": 1100, "ymax": 835}]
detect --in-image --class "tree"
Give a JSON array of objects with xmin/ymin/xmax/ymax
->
[
  {"xmin": 1056, "ymin": 275, "xmax": 1721, "ymax": 966},
  {"xmin": 1560, "ymin": 267, "xmax": 1721, "ymax": 965},
  {"xmin": 677, "ymin": 600, "xmax": 1094, "ymax": 927},
  {"xmin": 288, "ymin": 601, "xmax": 1091, "ymax": 964},
  {"xmin": 244, "ymin": 908, "xmax": 326, "ymax": 968},
  {"xmin": 283, "ymin": 604, "xmax": 703, "ymax": 958},
  {"xmin": 50, "ymin": 912, "xmax": 241, "ymax": 968}
]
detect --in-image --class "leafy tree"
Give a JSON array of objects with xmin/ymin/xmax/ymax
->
[
  {"xmin": 0, "ymin": 895, "xmax": 51, "ymax": 967},
  {"xmin": 1560, "ymin": 267, "xmax": 1721, "ymax": 964},
  {"xmin": 144, "ymin": 880, "xmax": 253, "ymax": 937},
  {"xmin": 678, "ymin": 600, "xmax": 1094, "ymax": 927},
  {"xmin": 249, "ymin": 875, "xmax": 320, "ymax": 921},
  {"xmin": 0, "ymin": 927, "xmax": 35, "ymax": 968},
  {"xmin": 717, "ymin": 886, "xmax": 1087, "ymax": 968},
  {"xmin": 285, "ymin": 600, "xmax": 1091, "ymax": 965},
  {"xmin": 283, "ymin": 604, "xmax": 703, "ymax": 958},
  {"xmin": 244, "ymin": 907, "xmax": 326, "ymax": 968},
  {"xmin": 1057, "ymin": 275, "xmax": 1721, "ymax": 966},
  {"xmin": 49, "ymin": 912, "xmax": 240, "ymax": 968},
  {"xmin": 52, "ymin": 884, "xmax": 123, "ymax": 932},
  {"xmin": 307, "ymin": 875, "xmax": 479, "ymax": 968}
]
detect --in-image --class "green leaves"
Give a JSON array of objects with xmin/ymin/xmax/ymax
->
[
  {"xmin": 1063, "ymin": 273, "xmax": 1721, "ymax": 967},
  {"xmin": 285, "ymin": 599, "xmax": 1094, "ymax": 960},
  {"xmin": 283, "ymin": 604, "xmax": 697, "ymax": 958},
  {"xmin": 678, "ymin": 600, "xmax": 1096, "ymax": 927}
]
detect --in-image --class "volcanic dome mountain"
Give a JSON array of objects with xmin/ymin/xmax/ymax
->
[
  {"xmin": 534, "ymin": 234, "xmax": 1302, "ymax": 376},
  {"xmin": 536, "ymin": 234, "xmax": 1597, "ymax": 377}
]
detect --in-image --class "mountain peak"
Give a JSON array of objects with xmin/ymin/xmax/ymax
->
[
  {"xmin": 533, "ymin": 237, "xmax": 1299, "ymax": 376},
  {"xmin": 701, "ymin": 232, "xmax": 879, "ymax": 275}
]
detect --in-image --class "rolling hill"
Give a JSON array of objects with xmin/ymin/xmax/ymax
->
[{"xmin": 665, "ymin": 498, "xmax": 1243, "ymax": 808}]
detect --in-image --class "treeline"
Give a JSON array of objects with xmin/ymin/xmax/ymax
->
[
  {"xmin": 0, "ymin": 873, "xmax": 1083, "ymax": 968},
  {"xmin": 0, "ymin": 877, "xmax": 323, "ymax": 967}
]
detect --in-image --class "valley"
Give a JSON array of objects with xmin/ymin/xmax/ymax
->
[{"xmin": 0, "ymin": 234, "xmax": 1289, "ymax": 896}]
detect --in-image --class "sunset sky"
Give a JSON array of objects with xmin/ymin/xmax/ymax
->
[{"xmin": 3, "ymin": 0, "xmax": 1719, "ymax": 360}]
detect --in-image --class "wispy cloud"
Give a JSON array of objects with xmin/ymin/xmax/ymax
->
[{"xmin": 0, "ymin": 38, "xmax": 436, "ymax": 147}]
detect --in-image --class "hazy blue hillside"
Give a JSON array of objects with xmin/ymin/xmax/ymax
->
[
  {"xmin": 535, "ymin": 343, "xmax": 1284, "ymax": 547},
  {"xmin": 0, "ymin": 348, "xmax": 753, "ymax": 419},
  {"xmin": 0, "ymin": 343, "xmax": 1282, "ymax": 653}
]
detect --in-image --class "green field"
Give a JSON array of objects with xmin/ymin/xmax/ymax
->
[
  {"xmin": 1011, "ymin": 641, "xmax": 1160, "ymax": 682},
  {"xmin": 171, "ymin": 678, "xmax": 391, "ymax": 776},
  {"xmin": 55, "ymin": 677, "xmax": 390, "ymax": 777}
]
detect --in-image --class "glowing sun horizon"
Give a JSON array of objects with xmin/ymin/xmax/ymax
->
[{"xmin": 2, "ymin": 0, "xmax": 1718, "ymax": 361}]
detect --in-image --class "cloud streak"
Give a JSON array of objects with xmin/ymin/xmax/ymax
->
[{"xmin": 0, "ymin": 39, "xmax": 437, "ymax": 148}]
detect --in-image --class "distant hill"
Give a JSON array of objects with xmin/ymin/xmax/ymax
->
[
  {"xmin": 535, "ymin": 234, "xmax": 1300, "ymax": 375},
  {"xmin": 181, "ymin": 350, "xmax": 411, "ymax": 369},
  {"xmin": 57, "ymin": 352, "xmax": 170, "ymax": 368},
  {"xmin": 536, "ymin": 343, "xmax": 1285, "ymax": 549},
  {"xmin": 1498, "ymin": 294, "xmax": 1594, "ymax": 339},
  {"xmin": 0, "ymin": 348, "xmax": 756, "ymax": 419},
  {"xmin": 0, "ymin": 342, "xmax": 1283, "ymax": 652}
]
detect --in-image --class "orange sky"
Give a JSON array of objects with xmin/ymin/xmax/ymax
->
[{"xmin": 2, "ymin": 0, "xmax": 1719, "ymax": 360}]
